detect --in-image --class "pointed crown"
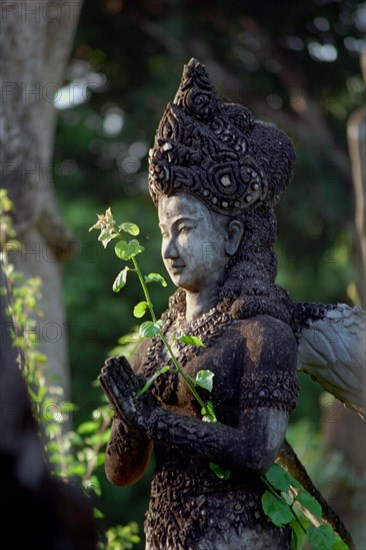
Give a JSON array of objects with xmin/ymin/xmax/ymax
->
[{"xmin": 148, "ymin": 58, "xmax": 295, "ymax": 214}]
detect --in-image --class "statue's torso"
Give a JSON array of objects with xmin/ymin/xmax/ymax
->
[{"xmin": 135, "ymin": 312, "xmax": 297, "ymax": 549}]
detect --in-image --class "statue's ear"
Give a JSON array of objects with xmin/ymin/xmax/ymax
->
[{"xmin": 225, "ymin": 220, "xmax": 244, "ymax": 256}]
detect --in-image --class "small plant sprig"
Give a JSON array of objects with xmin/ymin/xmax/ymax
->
[
  {"xmin": 91, "ymin": 207, "xmax": 349, "ymax": 549},
  {"xmin": 90, "ymin": 208, "xmax": 218, "ymax": 424}
]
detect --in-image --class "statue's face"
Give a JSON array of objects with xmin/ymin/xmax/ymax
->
[{"xmin": 158, "ymin": 193, "xmax": 229, "ymax": 292}]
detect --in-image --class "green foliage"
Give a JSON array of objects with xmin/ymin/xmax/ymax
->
[
  {"xmin": 262, "ymin": 461, "xmax": 349, "ymax": 549},
  {"xmin": 101, "ymin": 522, "xmax": 140, "ymax": 550},
  {"xmin": 119, "ymin": 223, "xmax": 140, "ymax": 236},
  {"xmin": 115, "ymin": 239, "xmax": 144, "ymax": 261},
  {"xmin": 138, "ymin": 320, "xmax": 162, "ymax": 338},
  {"xmin": 174, "ymin": 334, "xmax": 206, "ymax": 347},
  {"xmin": 113, "ymin": 267, "xmax": 129, "ymax": 292},
  {"xmin": 144, "ymin": 273, "xmax": 168, "ymax": 287},
  {"xmin": 137, "ymin": 366, "xmax": 170, "ymax": 397},
  {"xmin": 133, "ymin": 301, "xmax": 149, "ymax": 318},
  {"xmin": 265, "ymin": 463, "xmax": 296, "ymax": 492},
  {"xmin": 0, "ymin": 190, "xmax": 139, "ymax": 550},
  {"xmin": 262, "ymin": 491, "xmax": 293, "ymax": 527},
  {"xmin": 296, "ymin": 491, "xmax": 322, "ymax": 520},
  {"xmin": 195, "ymin": 370, "xmax": 214, "ymax": 392},
  {"xmin": 290, "ymin": 517, "xmax": 308, "ymax": 549},
  {"xmin": 209, "ymin": 462, "xmax": 231, "ymax": 480},
  {"xmin": 1, "ymin": 191, "xmax": 48, "ymax": 408},
  {"xmin": 201, "ymin": 400, "xmax": 218, "ymax": 423},
  {"xmin": 307, "ymin": 525, "xmax": 348, "ymax": 550}
]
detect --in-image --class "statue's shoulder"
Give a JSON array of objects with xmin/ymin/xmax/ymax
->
[
  {"xmin": 234, "ymin": 314, "xmax": 295, "ymax": 341},
  {"xmin": 232, "ymin": 315, "xmax": 297, "ymax": 372}
]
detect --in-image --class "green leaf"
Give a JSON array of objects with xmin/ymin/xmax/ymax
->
[
  {"xmin": 206, "ymin": 400, "xmax": 217, "ymax": 421},
  {"xmin": 28, "ymin": 387, "xmax": 41, "ymax": 403},
  {"xmin": 202, "ymin": 400, "xmax": 217, "ymax": 422},
  {"xmin": 133, "ymin": 301, "xmax": 149, "ymax": 318},
  {"xmin": 46, "ymin": 442, "xmax": 60, "ymax": 453},
  {"xmin": 112, "ymin": 267, "xmax": 129, "ymax": 292},
  {"xmin": 32, "ymin": 352, "xmax": 47, "ymax": 363},
  {"xmin": 332, "ymin": 537, "xmax": 348, "ymax": 550},
  {"xmin": 93, "ymin": 507, "xmax": 105, "ymax": 519},
  {"xmin": 119, "ymin": 222, "xmax": 140, "ymax": 236},
  {"xmin": 60, "ymin": 402, "xmax": 77, "ymax": 413},
  {"xmin": 195, "ymin": 370, "xmax": 214, "ymax": 392},
  {"xmin": 49, "ymin": 453, "xmax": 61, "ymax": 464},
  {"xmin": 265, "ymin": 463, "xmax": 293, "ymax": 493},
  {"xmin": 114, "ymin": 239, "xmax": 142, "ymax": 261},
  {"xmin": 117, "ymin": 332, "xmax": 142, "ymax": 346},
  {"xmin": 139, "ymin": 320, "xmax": 163, "ymax": 339},
  {"xmin": 209, "ymin": 462, "xmax": 231, "ymax": 480},
  {"xmin": 261, "ymin": 491, "xmax": 293, "ymax": 526},
  {"xmin": 175, "ymin": 334, "xmax": 205, "ymax": 347},
  {"xmin": 70, "ymin": 432, "xmax": 83, "ymax": 447},
  {"xmin": 144, "ymin": 272, "xmax": 167, "ymax": 287},
  {"xmin": 296, "ymin": 490, "xmax": 322, "ymax": 520},
  {"xmin": 114, "ymin": 239, "xmax": 126, "ymax": 257},
  {"xmin": 98, "ymin": 230, "xmax": 118, "ymax": 248},
  {"xmin": 114, "ymin": 239, "xmax": 127, "ymax": 260},
  {"xmin": 138, "ymin": 366, "xmax": 171, "ymax": 396},
  {"xmin": 77, "ymin": 421, "xmax": 97, "ymax": 435},
  {"xmin": 97, "ymin": 452, "xmax": 106, "ymax": 467},
  {"xmin": 67, "ymin": 464, "xmax": 86, "ymax": 476},
  {"xmin": 45, "ymin": 422, "xmax": 61, "ymax": 437},
  {"xmin": 307, "ymin": 524, "xmax": 338, "ymax": 550},
  {"xmin": 290, "ymin": 518, "xmax": 307, "ymax": 549},
  {"xmin": 85, "ymin": 433, "xmax": 108, "ymax": 446}
]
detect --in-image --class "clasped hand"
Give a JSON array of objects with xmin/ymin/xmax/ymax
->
[{"xmin": 99, "ymin": 356, "xmax": 155, "ymax": 432}]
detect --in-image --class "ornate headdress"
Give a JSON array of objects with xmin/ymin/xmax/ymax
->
[{"xmin": 148, "ymin": 58, "xmax": 295, "ymax": 214}]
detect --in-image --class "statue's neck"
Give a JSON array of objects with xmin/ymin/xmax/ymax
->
[{"xmin": 184, "ymin": 285, "xmax": 219, "ymax": 321}]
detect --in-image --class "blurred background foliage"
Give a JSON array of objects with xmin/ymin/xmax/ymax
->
[{"xmin": 51, "ymin": 0, "xmax": 365, "ymax": 544}]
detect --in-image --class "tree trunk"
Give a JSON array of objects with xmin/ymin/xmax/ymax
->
[
  {"xmin": 347, "ymin": 54, "xmax": 366, "ymax": 308},
  {"xmin": 0, "ymin": 0, "xmax": 83, "ymax": 401}
]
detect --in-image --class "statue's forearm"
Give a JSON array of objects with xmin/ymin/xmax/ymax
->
[
  {"xmin": 147, "ymin": 407, "xmax": 286, "ymax": 474},
  {"xmin": 105, "ymin": 417, "xmax": 152, "ymax": 486}
]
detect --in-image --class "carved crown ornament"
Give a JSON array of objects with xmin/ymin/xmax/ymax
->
[{"xmin": 148, "ymin": 58, "xmax": 296, "ymax": 215}]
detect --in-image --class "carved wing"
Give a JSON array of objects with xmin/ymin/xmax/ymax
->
[{"xmin": 296, "ymin": 303, "xmax": 365, "ymax": 416}]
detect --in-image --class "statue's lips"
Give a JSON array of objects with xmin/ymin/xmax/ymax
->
[{"xmin": 169, "ymin": 263, "xmax": 185, "ymax": 274}]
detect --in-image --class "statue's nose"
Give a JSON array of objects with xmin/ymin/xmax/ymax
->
[{"xmin": 162, "ymin": 236, "xmax": 179, "ymax": 260}]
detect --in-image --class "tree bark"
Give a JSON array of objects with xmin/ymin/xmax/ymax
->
[
  {"xmin": 347, "ymin": 53, "xmax": 366, "ymax": 308},
  {"xmin": 0, "ymin": 0, "xmax": 83, "ymax": 400}
]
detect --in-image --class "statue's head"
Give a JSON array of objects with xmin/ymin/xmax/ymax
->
[
  {"xmin": 158, "ymin": 192, "xmax": 243, "ymax": 294},
  {"xmin": 149, "ymin": 57, "xmax": 295, "ymax": 216},
  {"xmin": 149, "ymin": 59, "xmax": 295, "ymax": 323}
]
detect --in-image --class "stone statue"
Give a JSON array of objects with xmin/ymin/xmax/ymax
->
[{"xmin": 100, "ymin": 58, "xmax": 363, "ymax": 549}]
